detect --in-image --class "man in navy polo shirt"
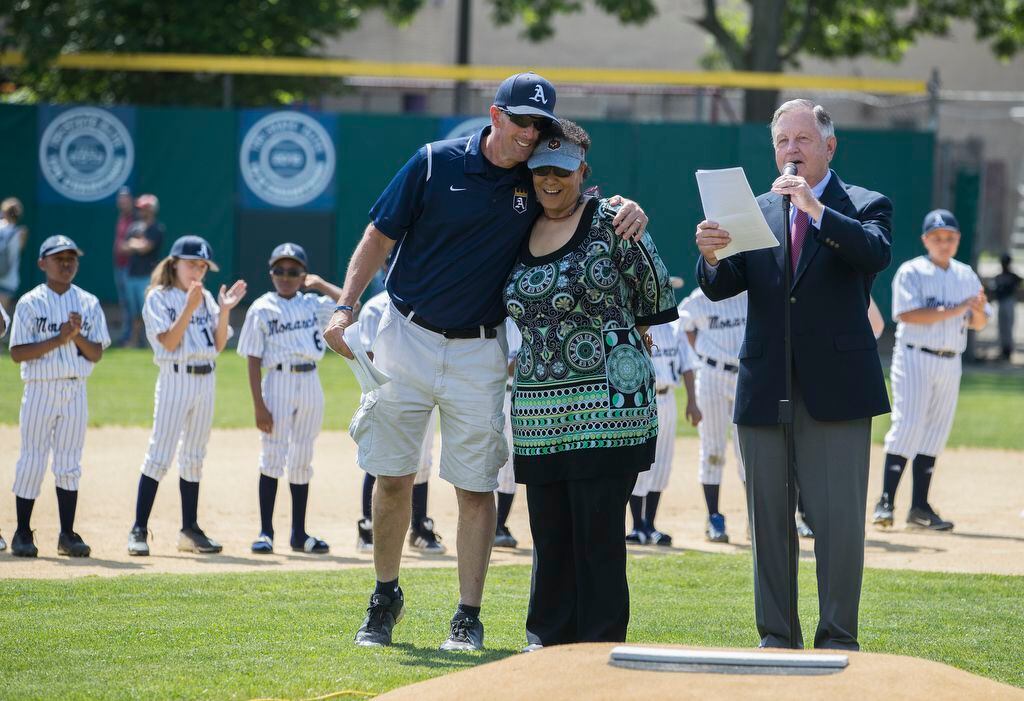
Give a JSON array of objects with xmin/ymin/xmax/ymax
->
[{"xmin": 324, "ymin": 72, "xmax": 648, "ymax": 651}]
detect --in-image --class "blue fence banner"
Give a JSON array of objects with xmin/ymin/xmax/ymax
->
[
  {"xmin": 238, "ymin": 109, "xmax": 337, "ymax": 211},
  {"xmin": 37, "ymin": 105, "xmax": 136, "ymax": 204}
]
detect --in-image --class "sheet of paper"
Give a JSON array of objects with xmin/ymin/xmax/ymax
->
[
  {"xmin": 695, "ymin": 167, "xmax": 780, "ymax": 259},
  {"xmin": 342, "ymin": 322, "xmax": 391, "ymax": 393}
]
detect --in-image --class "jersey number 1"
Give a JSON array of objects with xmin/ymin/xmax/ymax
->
[{"xmin": 201, "ymin": 328, "xmax": 214, "ymax": 347}]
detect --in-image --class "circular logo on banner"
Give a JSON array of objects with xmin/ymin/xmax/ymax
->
[
  {"xmin": 240, "ymin": 111, "xmax": 335, "ymax": 208},
  {"xmin": 38, "ymin": 107, "xmax": 134, "ymax": 202}
]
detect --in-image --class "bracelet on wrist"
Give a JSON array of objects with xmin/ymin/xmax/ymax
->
[{"xmin": 334, "ymin": 305, "xmax": 354, "ymax": 313}]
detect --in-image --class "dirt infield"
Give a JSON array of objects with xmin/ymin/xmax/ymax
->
[
  {"xmin": 375, "ymin": 643, "xmax": 1024, "ymax": 701},
  {"xmin": 1, "ymin": 427, "xmax": 1022, "ymax": 579}
]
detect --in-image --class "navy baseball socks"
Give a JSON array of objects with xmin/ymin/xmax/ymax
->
[{"xmin": 258, "ymin": 474, "xmax": 277, "ymax": 540}]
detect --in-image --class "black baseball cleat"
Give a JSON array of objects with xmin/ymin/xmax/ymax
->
[
  {"xmin": 409, "ymin": 517, "xmax": 447, "ymax": 554},
  {"xmin": 439, "ymin": 613, "xmax": 485, "ymax": 651},
  {"xmin": 356, "ymin": 518, "xmax": 373, "ymax": 552},
  {"xmin": 57, "ymin": 531, "xmax": 91, "ymax": 557},
  {"xmin": 625, "ymin": 529, "xmax": 648, "ymax": 545},
  {"xmin": 872, "ymin": 497, "xmax": 895, "ymax": 528},
  {"xmin": 177, "ymin": 524, "xmax": 223, "ymax": 553},
  {"xmin": 291, "ymin": 534, "xmax": 329, "ymax": 554},
  {"xmin": 647, "ymin": 529, "xmax": 673, "ymax": 546},
  {"xmin": 907, "ymin": 504, "xmax": 954, "ymax": 531},
  {"xmin": 354, "ymin": 589, "xmax": 404, "ymax": 647},
  {"xmin": 128, "ymin": 526, "xmax": 150, "ymax": 556},
  {"xmin": 493, "ymin": 525, "xmax": 518, "ymax": 549},
  {"xmin": 10, "ymin": 529, "xmax": 38, "ymax": 558}
]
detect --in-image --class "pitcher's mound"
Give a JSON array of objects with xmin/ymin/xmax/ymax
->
[{"xmin": 376, "ymin": 643, "xmax": 1022, "ymax": 700}]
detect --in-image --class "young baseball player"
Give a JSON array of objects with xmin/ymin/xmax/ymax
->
[
  {"xmin": 493, "ymin": 317, "xmax": 522, "ymax": 548},
  {"xmin": 238, "ymin": 243, "xmax": 341, "ymax": 554},
  {"xmin": 355, "ymin": 290, "xmax": 447, "ymax": 554},
  {"xmin": 678, "ymin": 287, "xmax": 748, "ymax": 543},
  {"xmin": 625, "ymin": 317, "xmax": 701, "ymax": 545},
  {"xmin": 128, "ymin": 235, "xmax": 247, "ymax": 556},
  {"xmin": 874, "ymin": 209, "xmax": 989, "ymax": 532},
  {"xmin": 8, "ymin": 235, "xmax": 110, "ymax": 558}
]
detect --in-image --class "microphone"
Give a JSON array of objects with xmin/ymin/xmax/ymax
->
[{"xmin": 782, "ymin": 162, "xmax": 798, "ymax": 205}]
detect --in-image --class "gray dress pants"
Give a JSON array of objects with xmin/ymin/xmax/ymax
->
[{"xmin": 738, "ymin": 382, "xmax": 872, "ymax": 650}]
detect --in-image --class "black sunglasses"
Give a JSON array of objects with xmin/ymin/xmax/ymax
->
[
  {"xmin": 270, "ymin": 267, "xmax": 305, "ymax": 278},
  {"xmin": 499, "ymin": 108, "xmax": 550, "ymax": 129},
  {"xmin": 531, "ymin": 165, "xmax": 574, "ymax": 178}
]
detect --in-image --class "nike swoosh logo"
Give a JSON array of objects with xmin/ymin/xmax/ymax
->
[{"xmin": 450, "ymin": 186, "xmax": 467, "ymax": 192}]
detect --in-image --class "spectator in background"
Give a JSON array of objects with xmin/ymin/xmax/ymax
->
[
  {"xmin": 0, "ymin": 197, "xmax": 28, "ymax": 318},
  {"xmin": 120, "ymin": 194, "xmax": 164, "ymax": 347},
  {"xmin": 113, "ymin": 187, "xmax": 136, "ymax": 345},
  {"xmin": 993, "ymin": 253, "xmax": 1022, "ymax": 361}
]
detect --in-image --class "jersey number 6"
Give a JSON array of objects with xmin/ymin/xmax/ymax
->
[{"xmin": 313, "ymin": 329, "xmax": 323, "ymax": 351}]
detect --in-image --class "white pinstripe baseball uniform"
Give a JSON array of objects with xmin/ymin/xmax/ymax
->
[
  {"xmin": 10, "ymin": 284, "xmax": 110, "ymax": 499},
  {"xmin": 679, "ymin": 288, "xmax": 747, "ymax": 485},
  {"xmin": 632, "ymin": 319, "xmax": 697, "ymax": 497},
  {"xmin": 885, "ymin": 256, "xmax": 989, "ymax": 458},
  {"xmin": 358, "ymin": 291, "xmax": 436, "ymax": 483},
  {"xmin": 140, "ymin": 285, "xmax": 231, "ymax": 483},
  {"xmin": 497, "ymin": 318, "xmax": 522, "ymax": 496},
  {"xmin": 1, "ymin": 304, "xmax": 9, "ymax": 338},
  {"xmin": 237, "ymin": 291, "xmax": 335, "ymax": 484}
]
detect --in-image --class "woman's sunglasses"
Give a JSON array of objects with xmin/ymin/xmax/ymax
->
[
  {"xmin": 271, "ymin": 267, "xmax": 305, "ymax": 278},
  {"xmin": 531, "ymin": 165, "xmax": 574, "ymax": 178},
  {"xmin": 499, "ymin": 108, "xmax": 550, "ymax": 130}
]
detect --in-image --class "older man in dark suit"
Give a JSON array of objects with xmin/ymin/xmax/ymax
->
[{"xmin": 694, "ymin": 99, "xmax": 892, "ymax": 651}]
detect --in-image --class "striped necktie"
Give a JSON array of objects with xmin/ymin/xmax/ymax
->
[{"xmin": 791, "ymin": 209, "xmax": 809, "ymax": 273}]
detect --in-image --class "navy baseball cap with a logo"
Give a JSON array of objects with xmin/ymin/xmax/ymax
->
[
  {"xmin": 494, "ymin": 72, "xmax": 557, "ymax": 121},
  {"xmin": 922, "ymin": 209, "xmax": 960, "ymax": 235},
  {"xmin": 268, "ymin": 242, "xmax": 308, "ymax": 268},
  {"xmin": 170, "ymin": 235, "xmax": 220, "ymax": 272},
  {"xmin": 39, "ymin": 235, "xmax": 84, "ymax": 259}
]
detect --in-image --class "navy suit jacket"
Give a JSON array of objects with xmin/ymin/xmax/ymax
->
[{"xmin": 696, "ymin": 171, "xmax": 893, "ymax": 425}]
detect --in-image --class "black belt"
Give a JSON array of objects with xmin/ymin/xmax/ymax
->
[
  {"xmin": 393, "ymin": 299, "xmax": 498, "ymax": 340},
  {"xmin": 275, "ymin": 362, "xmax": 317, "ymax": 373},
  {"xmin": 906, "ymin": 344, "xmax": 958, "ymax": 359},
  {"xmin": 172, "ymin": 363, "xmax": 214, "ymax": 375},
  {"xmin": 698, "ymin": 354, "xmax": 739, "ymax": 373}
]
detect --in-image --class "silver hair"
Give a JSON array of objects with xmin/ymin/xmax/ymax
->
[{"xmin": 769, "ymin": 99, "xmax": 835, "ymax": 142}]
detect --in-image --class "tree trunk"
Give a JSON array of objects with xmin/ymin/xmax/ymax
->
[{"xmin": 742, "ymin": 0, "xmax": 786, "ymax": 124}]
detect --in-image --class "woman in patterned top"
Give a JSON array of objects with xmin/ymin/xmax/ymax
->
[{"xmin": 503, "ymin": 120, "xmax": 678, "ymax": 647}]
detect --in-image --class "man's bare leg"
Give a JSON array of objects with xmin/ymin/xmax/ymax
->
[
  {"xmin": 373, "ymin": 474, "xmax": 416, "ymax": 581},
  {"xmin": 454, "ymin": 487, "xmax": 497, "ymax": 606}
]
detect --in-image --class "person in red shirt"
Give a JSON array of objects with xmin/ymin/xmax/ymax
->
[{"xmin": 112, "ymin": 187, "xmax": 136, "ymax": 346}]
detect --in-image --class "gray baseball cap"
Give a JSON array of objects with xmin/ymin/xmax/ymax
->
[
  {"xmin": 39, "ymin": 235, "xmax": 84, "ymax": 259},
  {"xmin": 527, "ymin": 135, "xmax": 585, "ymax": 172},
  {"xmin": 922, "ymin": 209, "xmax": 960, "ymax": 235}
]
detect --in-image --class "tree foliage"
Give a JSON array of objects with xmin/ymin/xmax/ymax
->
[
  {"xmin": 489, "ymin": 0, "xmax": 1024, "ymax": 121},
  {"xmin": 0, "ymin": 0, "xmax": 423, "ymax": 106}
]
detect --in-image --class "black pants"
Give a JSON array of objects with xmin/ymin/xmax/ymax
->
[{"xmin": 525, "ymin": 472, "xmax": 638, "ymax": 646}]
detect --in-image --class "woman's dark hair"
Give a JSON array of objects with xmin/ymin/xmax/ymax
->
[{"xmin": 542, "ymin": 119, "xmax": 592, "ymax": 180}]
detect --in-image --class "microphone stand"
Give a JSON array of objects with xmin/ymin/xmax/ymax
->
[{"xmin": 780, "ymin": 190, "xmax": 799, "ymax": 647}]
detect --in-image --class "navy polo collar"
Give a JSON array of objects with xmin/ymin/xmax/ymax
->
[{"xmin": 464, "ymin": 126, "xmax": 488, "ymax": 174}]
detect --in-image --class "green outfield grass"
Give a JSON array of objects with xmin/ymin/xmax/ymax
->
[
  {"xmin": 0, "ymin": 552, "xmax": 1021, "ymax": 700},
  {"xmin": 2, "ymin": 349, "xmax": 1023, "ymax": 450}
]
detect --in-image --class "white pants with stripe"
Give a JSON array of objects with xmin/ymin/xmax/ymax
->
[
  {"xmin": 495, "ymin": 390, "xmax": 517, "ymax": 495},
  {"xmin": 259, "ymin": 369, "xmax": 324, "ymax": 485},
  {"xmin": 884, "ymin": 345, "xmax": 962, "ymax": 458},
  {"xmin": 633, "ymin": 391, "xmax": 677, "ymax": 496},
  {"xmin": 140, "ymin": 365, "xmax": 216, "ymax": 483},
  {"xmin": 13, "ymin": 379, "xmax": 88, "ymax": 499},
  {"xmin": 696, "ymin": 365, "xmax": 745, "ymax": 485}
]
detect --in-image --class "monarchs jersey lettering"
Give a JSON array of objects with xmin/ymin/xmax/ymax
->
[
  {"xmin": 237, "ymin": 291, "xmax": 335, "ymax": 366},
  {"xmin": 892, "ymin": 256, "xmax": 987, "ymax": 353},
  {"xmin": 143, "ymin": 286, "xmax": 230, "ymax": 364},
  {"xmin": 10, "ymin": 284, "xmax": 110, "ymax": 381},
  {"xmin": 649, "ymin": 319, "xmax": 697, "ymax": 388},
  {"xmin": 678, "ymin": 288, "xmax": 747, "ymax": 365}
]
